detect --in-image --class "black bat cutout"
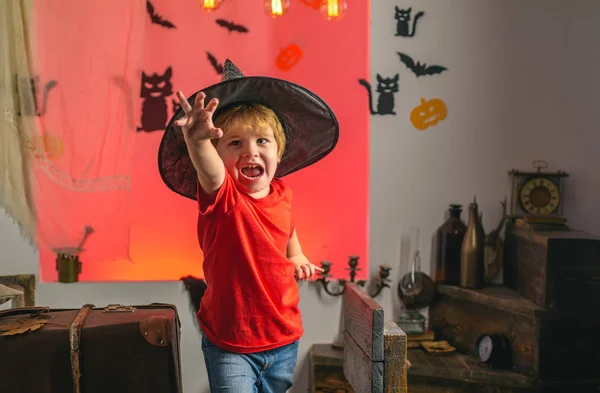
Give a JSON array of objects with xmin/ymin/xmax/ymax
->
[
  {"xmin": 215, "ymin": 19, "xmax": 249, "ymax": 34},
  {"xmin": 146, "ymin": 0, "xmax": 176, "ymax": 29},
  {"xmin": 397, "ymin": 52, "xmax": 447, "ymax": 77},
  {"xmin": 207, "ymin": 52, "xmax": 224, "ymax": 74}
]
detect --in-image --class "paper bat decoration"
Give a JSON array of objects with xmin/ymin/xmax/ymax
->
[
  {"xmin": 397, "ymin": 52, "xmax": 447, "ymax": 77},
  {"xmin": 207, "ymin": 52, "xmax": 224, "ymax": 75},
  {"xmin": 146, "ymin": 0, "xmax": 176, "ymax": 29},
  {"xmin": 215, "ymin": 19, "xmax": 249, "ymax": 34}
]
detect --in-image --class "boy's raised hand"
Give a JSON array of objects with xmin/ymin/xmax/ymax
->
[{"xmin": 175, "ymin": 91, "xmax": 223, "ymax": 144}]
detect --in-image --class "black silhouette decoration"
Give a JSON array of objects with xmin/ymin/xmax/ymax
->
[
  {"xmin": 398, "ymin": 52, "xmax": 447, "ymax": 77},
  {"xmin": 146, "ymin": 0, "xmax": 176, "ymax": 29},
  {"xmin": 180, "ymin": 275, "xmax": 208, "ymax": 315},
  {"xmin": 15, "ymin": 76, "xmax": 57, "ymax": 116},
  {"xmin": 215, "ymin": 19, "xmax": 249, "ymax": 34},
  {"xmin": 358, "ymin": 74, "xmax": 399, "ymax": 115},
  {"xmin": 137, "ymin": 66, "xmax": 174, "ymax": 132},
  {"xmin": 207, "ymin": 52, "xmax": 224, "ymax": 75},
  {"xmin": 394, "ymin": 7, "xmax": 424, "ymax": 37}
]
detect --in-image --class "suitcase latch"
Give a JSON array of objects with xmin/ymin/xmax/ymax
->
[{"xmin": 102, "ymin": 304, "xmax": 135, "ymax": 313}]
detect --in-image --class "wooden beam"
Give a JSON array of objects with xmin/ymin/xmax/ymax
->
[
  {"xmin": 343, "ymin": 283, "xmax": 384, "ymax": 362},
  {"xmin": 344, "ymin": 330, "xmax": 383, "ymax": 393}
]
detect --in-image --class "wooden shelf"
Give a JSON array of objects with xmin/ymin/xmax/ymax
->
[{"xmin": 309, "ymin": 343, "xmax": 600, "ymax": 393}]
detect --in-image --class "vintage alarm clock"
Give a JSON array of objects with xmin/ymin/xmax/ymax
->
[
  {"xmin": 475, "ymin": 333, "xmax": 512, "ymax": 369},
  {"xmin": 508, "ymin": 160, "xmax": 569, "ymax": 230}
]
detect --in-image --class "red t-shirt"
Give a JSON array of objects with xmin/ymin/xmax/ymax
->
[{"xmin": 196, "ymin": 171, "xmax": 303, "ymax": 353}]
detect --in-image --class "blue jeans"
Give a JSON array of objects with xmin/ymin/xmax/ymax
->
[{"xmin": 201, "ymin": 334, "xmax": 299, "ymax": 393}]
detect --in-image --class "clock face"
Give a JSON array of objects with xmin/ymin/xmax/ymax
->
[
  {"xmin": 478, "ymin": 336, "xmax": 493, "ymax": 362},
  {"xmin": 519, "ymin": 177, "xmax": 560, "ymax": 215}
]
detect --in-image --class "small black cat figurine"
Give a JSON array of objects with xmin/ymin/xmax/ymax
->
[
  {"xmin": 137, "ymin": 66, "xmax": 173, "ymax": 132},
  {"xmin": 394, "ymin": 7, "xmax": 424, "ymax": 37},
  {"xmin": 358, "ymin": 74, "xmax": 399, "ymax": 115}
]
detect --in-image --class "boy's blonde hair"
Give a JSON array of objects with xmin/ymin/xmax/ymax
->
[{"xmin": 213, "ymin": 103, "xmax": 287, "ymax": 159}]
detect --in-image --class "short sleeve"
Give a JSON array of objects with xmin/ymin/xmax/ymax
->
[{"xmin": 197, "ymin": 172, "xmax": 240, "ymax": 216}]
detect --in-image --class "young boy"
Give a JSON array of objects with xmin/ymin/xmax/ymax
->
[{"xmin": 158, "ymin": 60, "xmax": 339, "ymax": 393}]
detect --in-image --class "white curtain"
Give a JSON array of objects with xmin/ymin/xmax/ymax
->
[
  {"xmin": 0, "ymin": 0, "xmax": 38, "ymax": 244},
  {"xmin": 2, "ymin": 0, "xmax": 147, "ymax": 272}
]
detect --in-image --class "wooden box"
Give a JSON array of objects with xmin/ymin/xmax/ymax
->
[
  {"xmin": 503, "ymin": 222, "xmax": 600, "ymax": 310},
  {"xmin": 429, "ymin": 284, "xmax": 600, "ymax": 379}
]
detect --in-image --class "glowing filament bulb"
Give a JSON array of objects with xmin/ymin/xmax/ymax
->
[
  {"xmin": 264, "ymin": 0, "xmax": 290, "ymax": 18},
  {"xmin": 201, "ymin": 0, "xmax": 223, "ymax": 12},
  {"xmin": 320, "ymin": 0, "xmax": 347, "ymax": 20}
]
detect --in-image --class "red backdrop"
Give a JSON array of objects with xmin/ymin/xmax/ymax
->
[{"xmin": 35, "ymin": 0, "xmax": 369, "ymax": 282}]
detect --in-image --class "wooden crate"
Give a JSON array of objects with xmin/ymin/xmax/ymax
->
[
  {"xmin": 503, "ymin": 221, "xmax": 600, "ymax": 310},
  {"xmin": 429, "ymin": 284, "xmax": 600, "ymax": 379}
]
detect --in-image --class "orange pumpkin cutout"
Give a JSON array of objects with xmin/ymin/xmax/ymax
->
[
  {"xmin": 410, "ymin": 97, "xmax": 447, "ymax": 131},
  {"xmin": 275, "ymin": 44, "xmax": 303, "ymax": 72}
]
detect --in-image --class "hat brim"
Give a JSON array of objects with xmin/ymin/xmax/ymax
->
[{"xmin": 158, "ymin": 76, "xmax": 339, "ymax": 200}]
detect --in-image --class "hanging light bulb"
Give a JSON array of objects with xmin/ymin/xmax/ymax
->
[
  {"xmin": 264, "ymin": 0, "xmax": 290, "ymax": 18},
  {"xmin": 201, "ymin": 0, "xmax": 224, "ymax": 12},
  {"xmin": 320, "ymin": 0, "xmax": 347, "ymax": 20}
]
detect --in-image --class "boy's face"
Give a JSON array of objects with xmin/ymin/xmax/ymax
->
[{"xmin": 215, "ymin": 124, "xmax": 279, "ymax": 198}]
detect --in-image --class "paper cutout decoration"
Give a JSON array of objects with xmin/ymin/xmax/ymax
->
[
  {"xmin": 275, "ymin": 44, "xmax": 303, "ymax": 72},
  {"xmin": 16, "ymin": 76, "xmax": 57, "ymax": 116},
  {"xmin": 216, "ymin": 19, "xmax": 250, "ymax": 34},
  {"xmin": 358, "ymin": 74, "xmax": 399, "ymax": 115},
  {"xmin": 207, "ymin": 52, "xmax": 224, "ymax": 75},
  {"xmin": 410, "ymin": 97, "xmax": 447, "ymax": 131},
  {"xmin": 394, "ymin": 7, "xmax": 424, "ymax": 37},
  {"xmin": 146, "ymin": 1, "xmax": 176, "ymax": 29},
  {"xmin": 137, "ymin": 66, "xmax": 174, "ymax": 132},
  {"xmin": 398, "ymin": 52, "xmax": 447, "ymax": 78}
]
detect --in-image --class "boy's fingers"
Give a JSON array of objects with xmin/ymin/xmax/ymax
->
[
  {"xmin": 314, "ymin": 265, "xmax": 325, "ymax": 272},
  {"xmin": 177, "ymin": 91, "xmax": 192, "ymax": 114},
  {"xmin": 212, "ymin": 128, "xmax": 224, "ymax": 139},
  {"xmin": 194, "ymin": 92, "xmax": 206, "ymax": 110},
  {"xmin": 205, "ymin": 98, "xmax": 220, "ymax": 114}
]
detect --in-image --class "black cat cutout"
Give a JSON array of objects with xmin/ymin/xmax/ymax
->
[
  {"xmin": 398, "ymin": 52, "xmax": 447, "ymax": 77},
  {"xmin": 137, "ymin": 67, "xmax": 174, "ymax": 132},
  {"xmin": 394, "ymin": 7, "xmax": 424, "ymax": 37},
  {"xmin": 15, "ymin": 76, "xmax": 57, "ymax": 116},
  {"xmin": 358, "ymin": 74, "xmax": 399, "ymax": 115},
  {"xmin": 146, "ymin": 1, "xmax": 176, "ymax": 29},
  {"xmin": 215, "ymin": 19, "xmax": 249, "ymax": 34},
  {"xmin": 207, "ymin": 52, "xmax": 224, "ymax": 75}
]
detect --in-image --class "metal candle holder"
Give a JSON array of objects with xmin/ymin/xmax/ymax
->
[{"xmin": 316, "ymin": 255, "xmax": 391, "ymax": 297}]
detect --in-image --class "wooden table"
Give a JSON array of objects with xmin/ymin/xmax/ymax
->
[{"xmin": 309, "ymin": 344, "xmax": 599, "ymax": 393}]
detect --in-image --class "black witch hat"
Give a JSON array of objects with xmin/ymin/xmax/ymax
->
[{"xmin": 158, "ymin": 59, "xmax": 339, "ymax": 200}]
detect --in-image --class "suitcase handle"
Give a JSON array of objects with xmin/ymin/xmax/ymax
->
[{"xmin": 0, "ymin": 306, "xmax": 49, "ymax": 319}]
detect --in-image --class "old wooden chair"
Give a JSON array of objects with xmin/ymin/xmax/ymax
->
[{"xmin": 343, "ymin": 282, "xmax": 408, "ymax": 393}]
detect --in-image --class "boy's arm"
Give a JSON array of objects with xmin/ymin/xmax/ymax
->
[
  {"xmin": 287, "ymin": 229, "xmax": 324, "ymax": 280},
  {"xmin": 175, "ymin": 90, "xmax": 226, "ymax": 198},
  {"xmin": 187, "ymin": 140, "xmax": 225, "ymax": 198}
]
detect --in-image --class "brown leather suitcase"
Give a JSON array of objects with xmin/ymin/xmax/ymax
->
[{"xmin": 0, "ymin": 303, "xmax": 182, "ymax": 393}]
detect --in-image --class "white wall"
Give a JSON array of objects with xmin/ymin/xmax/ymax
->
[{"xmin": 2, "ymin": 1, "xmax": 600, "ymax": 392}]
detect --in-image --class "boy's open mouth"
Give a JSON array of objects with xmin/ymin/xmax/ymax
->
[{"xmin": 240, "ymin": 164, "xmax": 264, "ymax": 179}]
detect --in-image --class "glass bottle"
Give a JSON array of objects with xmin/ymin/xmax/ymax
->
[
  {"xmin": 460, "ymin": 197, "xmax": 485, "ymax": 289},
  {"xmin": 435, "ymin": 204, "xmax": 467, "ymax": 285}
]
